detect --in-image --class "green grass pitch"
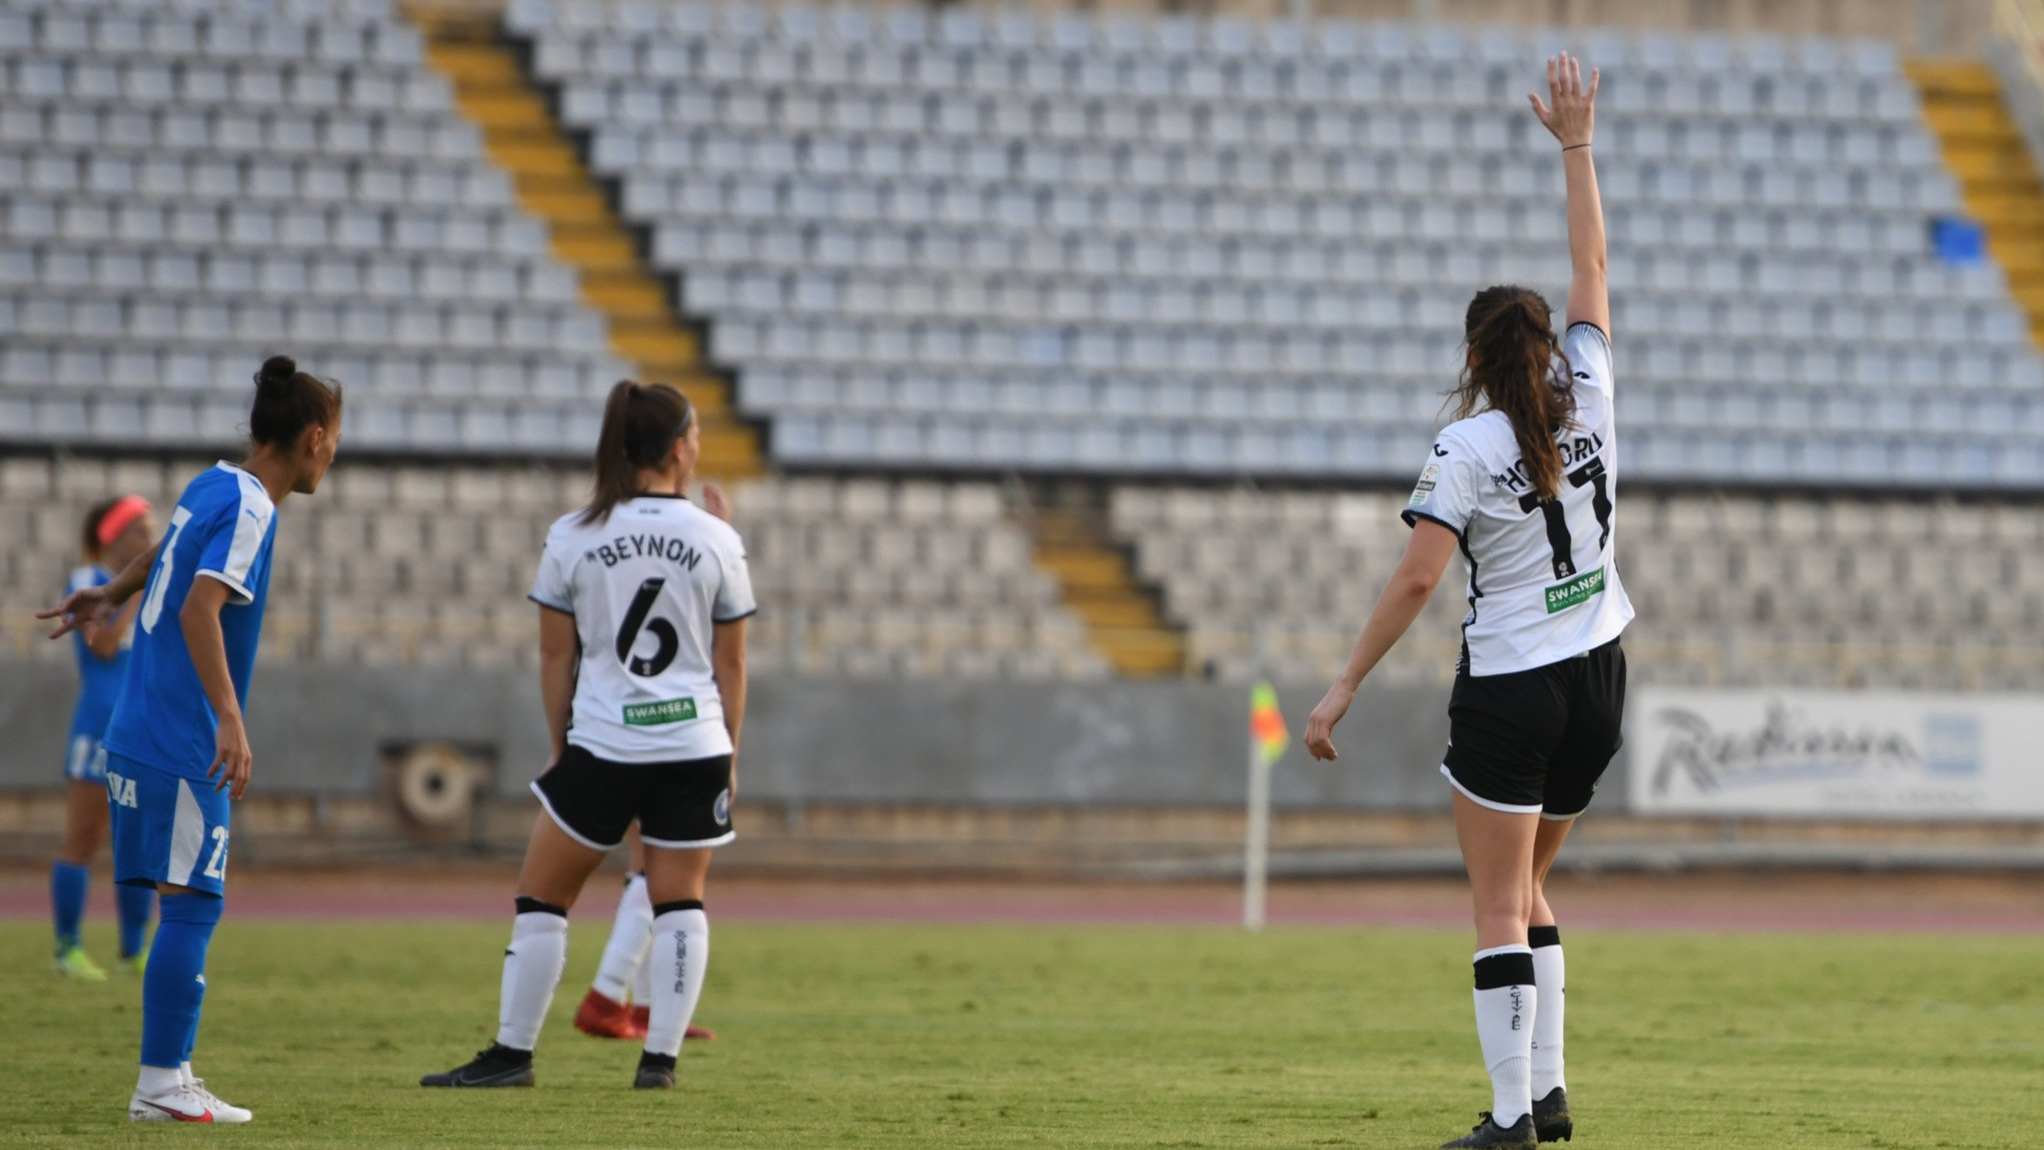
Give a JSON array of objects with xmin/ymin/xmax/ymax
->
[{"xmin": 2, "ymin": 919, "xmax": 2037, "ymax": 1148}]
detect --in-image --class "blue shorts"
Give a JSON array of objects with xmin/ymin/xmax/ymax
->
[
  {"xmin": 63, "ymin": 732, "xmax": 105, "ymax": 782},
  {"xmin": 107, "ymin": 753, "xmax": 231, "ymax": 897}
]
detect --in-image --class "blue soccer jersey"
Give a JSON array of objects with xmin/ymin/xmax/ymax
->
[
  {"xmin": 102, "ymin": 464, "xmax": 278, "ymax": 779},
  {"xmin": 62, "ymin": 564, "xmax": 130, "ymax": 780}
]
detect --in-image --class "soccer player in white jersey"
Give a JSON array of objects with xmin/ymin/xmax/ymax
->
[
  {"xmin": 423, "ymin": 380, "xmax": 753, "ymax": 1091},
  {"xmin": 1303, "ymin": 55, "xmax": 1628, "ymax": 1149}
]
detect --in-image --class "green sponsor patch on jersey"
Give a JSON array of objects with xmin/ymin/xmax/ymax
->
[
  {"xmin": 1544, "ymin": 566, "xmax": 1606, "ymax": 614},
  {"xmin": 623, "ymin": 697, "xmax": 698, "ymax": 726}
]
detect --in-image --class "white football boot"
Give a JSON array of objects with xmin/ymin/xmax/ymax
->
[{"xmin": 128, "ymin": 1080, "xmax": 253, "ymax": 1124}]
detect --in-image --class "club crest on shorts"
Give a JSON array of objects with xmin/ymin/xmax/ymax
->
[{"xmin": 714, "ymin": 787, "xmax": 731, "ymax": 826}]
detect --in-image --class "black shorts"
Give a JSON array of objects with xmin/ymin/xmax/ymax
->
[
  {"xmin": 531, "ymin": 745, "xmax": 735, "ymax": 851},
  {"xmin": 1441, "ymin": 637, "xmax": 1627, "ymax": 820}
]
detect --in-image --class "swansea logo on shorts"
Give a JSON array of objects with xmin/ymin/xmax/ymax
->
[{"xmin": 713, "ymin": 787, "xmax": 731, "ymax": 827}]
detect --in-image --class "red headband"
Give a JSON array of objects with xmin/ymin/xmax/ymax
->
[{"xmin": 96, "ymin": 495, "xmax": 151, "ymax": 548}]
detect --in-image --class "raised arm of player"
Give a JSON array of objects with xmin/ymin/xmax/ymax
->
[
  {"xmin": 1530, "ymin": 52, "xmax": 1607, "ymax": 337},
  {"xmin": 38, "ymin": 537, "xmax": 161, "ymax": 640},
  {"xmin": 1302, "ymin": 519, "xmax": 1460, "ymax": 761},
  {"xmin": 536, "ymin": 605, "xmax": 578, "ymax": 766}
]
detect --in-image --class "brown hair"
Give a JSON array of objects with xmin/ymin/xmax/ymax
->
[
  {"xmin": 581, "ymin": 380, "xmax": 695, "ymax": 526},
  {"xmin": 250, "ymin": 354, "xmax": 343, "ymax": 447},
  {"xmin": 1452, "ymin": 286, "xmax": 1577, "ymax": 500},
  {"xmin": 80, "ymin": 497, "xmax": 122, "ymax": 562}
]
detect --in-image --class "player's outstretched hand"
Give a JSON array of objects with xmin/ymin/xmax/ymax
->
[
  {"xmin": 1529, "ymin": 51, "xmax": 1598, "ymax": 149},
  {"xmin": 701, "ymin": 483, "xmax": 732, "ymax": 522},
  {"xmin": 210, "ymin": 713, "xmax": 253, "ymax": 800},
  {"xmin": 1303, "ymin": 681, "xmax": 1355, "ymax": 762},
  {"xmin": 38, "ymin": 586, "xmax": 115, "ymax": 640}
]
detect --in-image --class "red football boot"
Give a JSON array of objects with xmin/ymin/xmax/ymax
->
[
  {"xmin": 574, "ymin": 989, "xmax": 645, "ymax": 1040},
  {"xmin": 627, "ymin": 1003, "xmax": 716, "ymax": 1042}
]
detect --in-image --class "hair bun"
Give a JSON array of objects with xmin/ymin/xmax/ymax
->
[{"xmin": 257, "ymin": 355, "xmax": 297, "ymax": 389}]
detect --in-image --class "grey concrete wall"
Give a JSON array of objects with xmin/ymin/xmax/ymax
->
[{"xmin": 1, "ymin": 660, "xmax": 1599, "ymax": 811}]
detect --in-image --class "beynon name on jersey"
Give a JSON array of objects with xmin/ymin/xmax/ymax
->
[
  {"xmin": 588, "ymin": 533, "xmax": 704, "ymax": 571},
  {"xmin": 1489, "ymin": 432, "xmax": 1605, "ymax": 493}
]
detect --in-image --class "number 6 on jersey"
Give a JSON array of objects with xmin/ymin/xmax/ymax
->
[{"xmin": 615, "ymin": 578, "xmax": 679, "ymax": 677}]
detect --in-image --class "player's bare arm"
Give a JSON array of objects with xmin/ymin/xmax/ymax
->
[
  {"xmin": 537, "ymin": 605, "xmax": 578, "ymax": 767},
  {"xmin": 1531, "ymin": 52, "xmax": 1608, "ymax": 336},
  {"xmin": 1303, "ymin": 519, "xmax": 1459, "ymax": 761},
  {"xmin": 40, "ymin": 538, "xmax": 162, "ymax": 640},
  {"xmin": 181, "ymin": 575, "xmax": 251, "ymax": 800},
  {"xmin": 712, "ymin": 618, "xmax": 747, "ymax": 798}
]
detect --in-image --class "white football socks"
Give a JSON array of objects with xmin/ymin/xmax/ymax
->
[
  {"xmin": 592, "ymin": 874, "xmax": 653, "ymax": 1003},
  {"xmin": 496, "ymin": 905, "xmax": 568, "ymax": 1052},
  {"xmin": 136, "ymin": 1064, "xmax": 182, "ymax": 1097},
  {"xmin": 1471, "ymin": 944, "xmax": 1537, "ymax": 1128},
  {"xmin": 1530, "ymin": 928, "xmax": 1566, "ymax": 1098},
  {"xmin": 630, "ymin": 931, "xmax": 653, "ymax": 1005},
  {"xmin": 643, "ymin": 903, "xmax": 710, "ymax": 1059}
]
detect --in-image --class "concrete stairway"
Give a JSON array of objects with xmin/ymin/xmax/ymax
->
[
  {"xmin": 1909, "ymin": 59, "xmax": 2044, "ymax": 341},
  {"xmin": 408, "ymin": 5, "xmax": 762, "ymax": 476},
  {"xmin": 1029, "ymin": 500, "xmax": 1187, "ymax": 678}
]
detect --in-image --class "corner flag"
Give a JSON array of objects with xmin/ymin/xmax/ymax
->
[{"xmin": 1250, "ymin": 681, "xmax": 1288, "ymax": 766}]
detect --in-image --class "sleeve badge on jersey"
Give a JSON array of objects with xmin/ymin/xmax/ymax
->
[{"xmin": 1409, "ymin": 463, "xmax": 1440, "ymax": 506}]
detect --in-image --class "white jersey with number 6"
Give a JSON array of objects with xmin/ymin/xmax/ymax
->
[
  {"xmin": 529, "ymin": 494, "xmax": 757, "ymax": 762},
  {"xmin": 1402, "ymin": 321, "xmax": 1634, "ymax": 676}
]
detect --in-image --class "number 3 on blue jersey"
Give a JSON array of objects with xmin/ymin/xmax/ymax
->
[{"xmin": 138, "ymin": 506, "xmax": 194, "ymax": 635}]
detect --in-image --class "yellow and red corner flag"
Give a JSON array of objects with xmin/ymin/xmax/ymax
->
[{"xmin": 1250, "ymin": 681, "xmax": 1288, "ymax": 766}]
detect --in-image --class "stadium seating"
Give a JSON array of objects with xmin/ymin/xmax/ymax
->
[
  {"xmin": 0, "ymin": 456, "xmax": 1105, "ymax": 680},
  {"xmin": 517, "ymin": 0, "xmax": 2044, "ymax": 486},
  {"xmin": 1110, "ymin": 484, "xmax": 2044, "ymax": 690},
  {"xmin": 0, "ymin": 0, "xmax": 634, "ymax": 454}
]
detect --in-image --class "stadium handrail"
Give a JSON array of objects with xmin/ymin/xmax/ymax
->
[{"xmin": 1991, "ymin": 0, "xmax": 2044, "ymax": 172}]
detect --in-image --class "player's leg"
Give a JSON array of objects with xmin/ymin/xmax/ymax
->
[
  {"xmin": 636, "ymin": 845, "xmax": 712, "ymax": 1088},
  {"xmin": 423, "ymin": 747, "xmax": 622, "ymax": 1088},
  {"xmin": 576, "ymin": 827, "xmax": 652, "ymax": 1039},
  {"xmin": 112, "ymin": 755, "xmax": 248, "ymax": 1124},
  {"xmin": 1527, "ymin": 817, "xmax": 1575, "ymax": 1143},
  {"xmin": 1525, "ymin": 641, "xmax": 1624, "ymax": 1144},
  {"xmin": 1438, "ymin": 669, "xmax": 1559, "ymax": 1150},
  {"xmin": 630, "ymin": 753, "xmax": 734, "ymax": 1087},
  {"xmin": 52, "ymin": 755, "xmax": 108, "ymax": 979},
  {"xmin": 1445, "ymin": 790, "xmax": 1541, "ymax": 1150}
]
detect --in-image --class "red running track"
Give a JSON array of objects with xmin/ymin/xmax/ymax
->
[{"xmin": 3, "ymin": 868, "xmax": 2042, "ymax": 934}]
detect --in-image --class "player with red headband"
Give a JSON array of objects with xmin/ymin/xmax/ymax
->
[{"xmin": 50, "ymin": 495, "xmax": 160, "ymax": 980}]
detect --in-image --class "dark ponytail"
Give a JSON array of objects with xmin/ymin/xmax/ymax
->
[
  {"xmin": 581, "ymin": 380, "xmax": 695, "ymax": 526},
  {"xmin": 1452, "ymin": 286, "xmax": 1576, "ymax": 501},
  {"xmin": 250, "ymin": 354, "xmax": 343, "ymax": 448},
  {"xmin": 80, "ymin": 497, "xmax": 121, "ymax": 562}
]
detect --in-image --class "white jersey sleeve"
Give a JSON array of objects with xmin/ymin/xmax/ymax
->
[
  {"xmin": 1564, "ymin": 322, "xmax": 1612, "ymax": 395},
  {"xmin": 528, "ymin": 523, "xmax": 575, "ymax": 614},
  {"xmin": 1401, "ymin": 430, "xmax": 1484, "ymax": 537},
  {"xmin": 710, "ymin": 530, "xmax": 757, "ymax": 624}
]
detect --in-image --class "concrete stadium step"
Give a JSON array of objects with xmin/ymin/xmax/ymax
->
[
  {"xmin": 1029, "ymin": 505, "xmax": 1187, "ymax": 678},
  {"xmin": 412, "ymin": 4, "xmax": 762, "ymax": 479},
  {"xmin": 1909, "ymin": 58, "xmax": 2044, "ymax": 343}
]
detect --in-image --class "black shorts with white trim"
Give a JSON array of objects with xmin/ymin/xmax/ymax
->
[
  {"xmin": 531, "ymin": 744, "xmax": 735, "ymax": 851},
  {"xmin": 1440, "ymin": 636, "xmax": 1626, "ymax": 819}
]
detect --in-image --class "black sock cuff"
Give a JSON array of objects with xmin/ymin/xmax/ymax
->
[
  {"xmin": 638, "ymin": 1051, "xmax": 677, "ymax": 1070},
  {"xmin": 652, "ymin": 899, "xmax": 705, "ymax": 916},
  {"xmin": 1529, "ymin": 925, "xmax": 1562, "ymax": 949},
  {"xmin": 1473, "ymin": 951, "xmax": 1537, "ymax": 990},
  {"xmin": 513, "ymin": 896, "xmax": 568, "ymax": 918}
]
